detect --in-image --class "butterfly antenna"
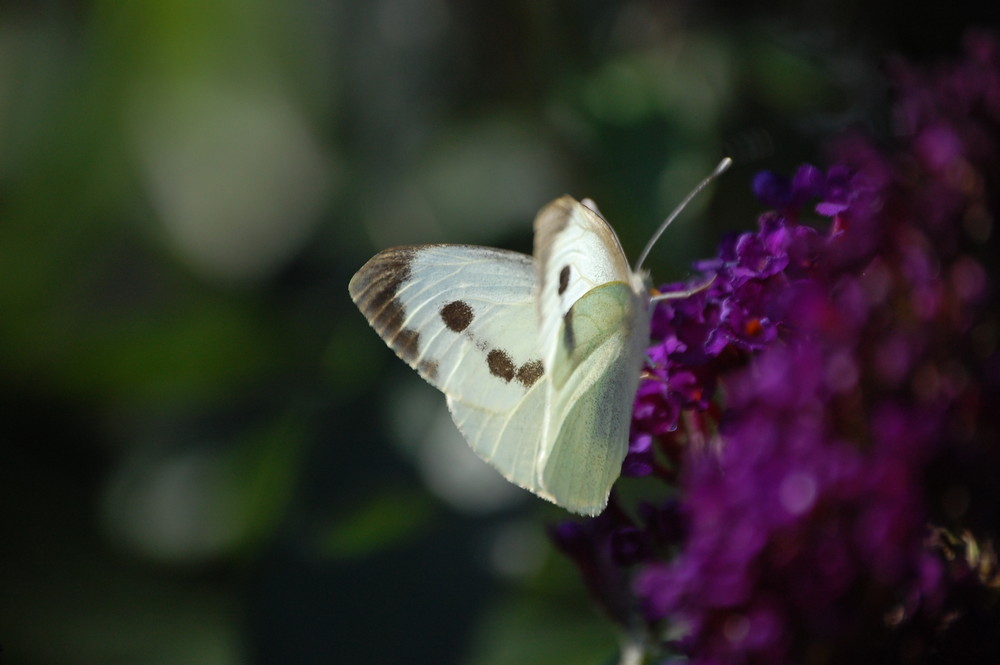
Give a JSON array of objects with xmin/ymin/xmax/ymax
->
[{"xmin": 635, "ymin": 157, "xmax": 732, "ymax": 272}]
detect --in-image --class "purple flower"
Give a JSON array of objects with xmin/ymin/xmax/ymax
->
[
  {"xmin": 548, "ymin": 495, "xmax": 646, "ymax": 626},
  {"xmin": 553, "ymin": 32, "xmax": 1000, "ymax": 665},
  {"xmin": 752, "ymin": 165, "xmax": 826, "ymax": 211}
]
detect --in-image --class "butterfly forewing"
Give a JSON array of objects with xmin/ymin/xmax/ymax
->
[
  {"xmin": 350, "ymin": 245, "xmax": 545, "ymax": 408},
  {"xmin": 349, "ymin": 244, "xmax": 554, "ymax": 498},
  {"xmin": 533, "ymin": 197, "xmax": 636, "ymax": 377}
]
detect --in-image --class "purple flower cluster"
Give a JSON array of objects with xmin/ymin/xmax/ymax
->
[{"xmin": 553, "ymin": 33, "xmax": 1000, "ymax": 665}]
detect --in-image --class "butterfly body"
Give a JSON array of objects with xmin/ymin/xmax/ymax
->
[{"xmin": 350, "ymin": 196, "xmax": 650, "ymax": 515}]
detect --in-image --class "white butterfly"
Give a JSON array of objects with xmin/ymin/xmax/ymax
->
[{"xmin": 349, "ymin": 159, "xmax": 731, "ymax": 515}]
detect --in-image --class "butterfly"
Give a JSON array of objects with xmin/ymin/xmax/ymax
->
[{"xmin": 349, "ymin": 159, "xmax": 730, "ymax": 515}]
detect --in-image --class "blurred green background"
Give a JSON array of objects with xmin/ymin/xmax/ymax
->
[{"xmin": 1, "ymin": 2, "xmax": 995, "ymax": 664}]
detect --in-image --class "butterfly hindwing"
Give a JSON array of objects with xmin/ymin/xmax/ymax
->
[
  {"xmin": 446, "ymin": 377, "xmax": 551, "ymax": 502},
  {"xmin": 540, "ymin": 281, "xmax": 649, "ymax": 515}
]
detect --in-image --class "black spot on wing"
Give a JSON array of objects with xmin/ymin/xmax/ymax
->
[
  {"xmin": 516, "ymin": 360, "xmax": 544, "ymax": 388},
  {"xmin": 487, "ymin": 349, "xmax": 544, "ymax": 389},
  {"xmin": 558, "ymin": 265, "xmax": 571, "ymax": 295},
  {"xmin": 440, "ymin": 300, "xmax": 474, "ymax": 332},
  {"xmin": 487, "ymin": 349, "xmax": 516, "ymax": 382}
]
